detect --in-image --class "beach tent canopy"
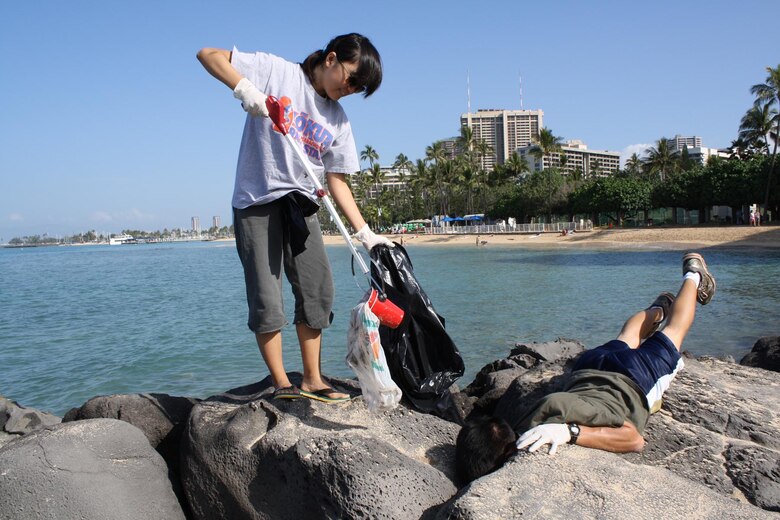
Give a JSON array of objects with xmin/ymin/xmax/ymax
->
[
  {"xmin": 406, "ymin": 219, "xmax": 432, "ymax": 224},
  {"xmin": 442, "ymin": 216, "xmax": 465, "ymax": 222},
  {"xmin": 463, "ymin": 214, "xmax": 484, "ymax": 221}
]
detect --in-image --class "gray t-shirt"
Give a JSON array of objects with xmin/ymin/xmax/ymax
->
[{"xmin": 230, "ymin": 48, "xmax": 360, "ymax": 209}]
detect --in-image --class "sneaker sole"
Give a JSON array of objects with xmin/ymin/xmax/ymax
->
[
  {"xmin": 682, "ymin": 253, "xmax": 716, "ymax": 305},
  {"xmin": 646, "ymin": 292, "xmax": 675, "ymax": 335}
]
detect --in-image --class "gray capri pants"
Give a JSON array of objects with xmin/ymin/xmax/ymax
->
[{"xmin": 233, "ymin": 200, "xmax": 334, "ymax": 333}]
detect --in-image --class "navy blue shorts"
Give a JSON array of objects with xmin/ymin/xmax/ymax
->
[{"xmin": 573, "ymin": 332, "xmax": 684, "ymax": 409}]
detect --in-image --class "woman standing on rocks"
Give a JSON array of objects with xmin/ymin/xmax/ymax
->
[{"xmin": 197, "ymin": 34, "xmax": 391, "ymax": 402}]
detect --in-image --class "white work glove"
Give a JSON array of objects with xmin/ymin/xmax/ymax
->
[
  {"xmin": 354, "ymin": 224, "xmax": 393, "ymax": 252},
  {"xmin": 516, "ymin": 423, "xmax": 570, "ymax": 455},
  {"xmin": 233, "ymin": 78, "xmax": 269, "ymax": 118}
]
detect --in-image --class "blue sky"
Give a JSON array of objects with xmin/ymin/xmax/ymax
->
[{"xmin": 1, "ymin": 0, "xmax": 777, "ymax": 239}]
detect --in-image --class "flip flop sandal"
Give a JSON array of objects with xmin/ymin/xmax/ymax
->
[
  {"xmin": 273, "ymin": 385, "xmax": 301, "ymax": 399},
  {"xmin": 300, "ymin": 387, "xmax": 350, "ymax": 403}
]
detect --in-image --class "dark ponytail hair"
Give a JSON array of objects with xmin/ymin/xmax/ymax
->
[{"xmin": 301, "ymin": 33, "xmax": 382, "ymax": 98}]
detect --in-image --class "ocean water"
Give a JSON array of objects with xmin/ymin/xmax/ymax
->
[{"xmin": 2, "ymin": 241, "xmax": 779, "ymax": 416}]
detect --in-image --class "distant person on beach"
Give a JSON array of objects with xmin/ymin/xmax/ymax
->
[
  {"xmin": 197, "ymin": 34, "xmax": 391, "ymax": 403},
  {"xmin": 756, "ymin": 210, "xmax": 762, "ymax": 226},
  {"xmin": 456, "ymin": 252, "xmax": 716, "ymax": 483},
  {"xmin": 750, "ymin": 210, "xmax": 756, "ymax": 226}
]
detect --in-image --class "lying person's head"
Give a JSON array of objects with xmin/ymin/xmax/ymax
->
[{"xmin": 456, "ymin": 415, "xmax": 517, "ymax": 483}]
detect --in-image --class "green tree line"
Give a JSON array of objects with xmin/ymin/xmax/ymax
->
[{"xmin": 328, "ymin": 64, "xmax": 778, "ymax": 231}]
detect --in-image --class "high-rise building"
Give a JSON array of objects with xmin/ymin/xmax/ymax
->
[
  {"xmin": 667, "ymin": 135, "xmax": 702, "ymax": 152},
  {"xmin": 681, "ymin": 146, "xmax": 729, "ymax": 165},
  {"xmin": 358, "ymin": 166, "xmax": 411, "ymax": 200},
  {"xmin": 667, "ymin": 135, "xmax": 728, "ymax": 165},
  {"xmin": 212, "ymin": 216, "xmax": 221, "ymax": 230},
  {"xmin": 438, "ymin": 137, "xmax": 461, "ymax": 160},
  {"xmin": 460, "ymin": 109, "xmax": 544, "ymax": 171},
  {"xmin": 191, "ymin": 216, "xmax": 200, "ymax": 234},
  {"xmin": 517, "ymin": 140, "xmax": 620, "ymax": 177}
]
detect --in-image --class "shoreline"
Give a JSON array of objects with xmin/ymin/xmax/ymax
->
[
  {"xmin": 6, "ymin": 226, "xmax": 777, "ymax": 251},
  {"xmin": 323, "ymin": 225, "xmax": 780, "ymax": 250}
]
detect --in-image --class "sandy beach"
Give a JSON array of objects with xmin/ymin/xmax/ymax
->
[{"xmin": 322, "ymin": 225, "xmax": 780, "ymax": 250}]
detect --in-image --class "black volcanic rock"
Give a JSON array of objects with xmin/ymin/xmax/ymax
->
[
  {"xmin": 0, "ymin": 395, "xmax": 60, "ymax": 448},
  {"xmin": 741, "ymin": 336, "xmax": 780, "ymax": 373},
  {"xmin": 3, "ymin": 337, "xmax": 780, "ymax": 518},
  {"xmin": 180, "ymin": 375, "xmax": 458, "ymax": 520}
]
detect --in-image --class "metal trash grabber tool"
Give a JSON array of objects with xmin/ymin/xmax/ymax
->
[{"xmin": 264, "ymin": 96, "xmax": 403, "ymax": 329}]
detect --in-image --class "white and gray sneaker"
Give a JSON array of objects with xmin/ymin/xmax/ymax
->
[{"xmin": 682, "ymin": 253, "xmax": 716, "ymax": 305}]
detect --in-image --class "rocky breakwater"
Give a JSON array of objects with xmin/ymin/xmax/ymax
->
[
  {"xmin": 0, "ymin": 335, "xmax": 778, "ymax": 519},
  {"xmin": 445, "ymin": 337, "xmax": 780, "ymax": 518},
  {"xmin": 180, "ymin": 377, "xmax": 458, "ymax": 519}
]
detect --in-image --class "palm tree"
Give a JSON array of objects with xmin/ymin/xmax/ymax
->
[
  {"xmin": 750, "ymin": 64, "xmax": 780, "ymax": 210},
  {"xmin": 353, "ymin": 169, "xmax": 374, "ymax": 205},
  {"xmin": 369, "ymin": 162, "xmax": 385, "ymax": 201},
  {"xmin": 502, "ymin": 151, "xmax": 531, "ymax": 182},
  {"xmin": 643, "ymin": 138, "xmax": 676, "ymax": 181},
  {"xmin": 456, "ymin": 157, "xmax": 478, "ymax": 214},
  {"xmin": 360, "ymin": 144, "xmax": 379, "ymax": 169},
  {"xmin": 739, "ymin": 101, "xmax": 777, "ymax": 154},
  {"xmin": 728, "ymin": 137, "xmax": 756, "ymax": 160},
  {"xmin": 474, "ymin": 140, "xmax": 493, "ymax": 169},
  {"xmin": 457, "ymin": 126, "xmax": 477, "ymax": 155},
  {"xmin": 410, "ymin": 158, "xmax": 432, "ymax": 216},
  {"xmin": 530, "ymin": 128, "xmax": 564, "ymax": 167},
  {"xmin": 625, "ymin": 153, "xmax": 642, "ymax": 176},
  {"xmin": 390, "ymin": 153, "xmax": 413, "ymax": 217},
  {"xmin": 392, "ymin": 153, "xmax": 413, "ymax": 174},
  {"xmin": 425, "ymin": 141, "xmax": 445, "ymax": 165},
  {"xmin": 435, "ymin": 158, "xmax": 457, "ymax": 215},
  {"xmin": 529, "ymin": 128, "xmax": 564, "ymax": 221},
  {"xmin": 591, "ymin": 158, "xmax": 602, "ymax": 177},
  {"xmin": 678, "ymin": 146, "xmax": 695, "ymax": 171}
]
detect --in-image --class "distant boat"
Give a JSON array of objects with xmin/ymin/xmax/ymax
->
[{"xmin": 109, "ymin": 234, "xmax": 138, "ymax": 245}]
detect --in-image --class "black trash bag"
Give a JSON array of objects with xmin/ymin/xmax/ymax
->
[{"xmin": 368, "ymin": 243, "xmax": 465, "ymax": 418}]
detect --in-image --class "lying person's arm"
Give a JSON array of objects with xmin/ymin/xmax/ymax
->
[
  {"xmin": 575, "ymin": 421, "xmax": 645, "ymax": 453},
  {"xmin": 517, "ymin": 421, "xmax": 645, "ymax": 455}
]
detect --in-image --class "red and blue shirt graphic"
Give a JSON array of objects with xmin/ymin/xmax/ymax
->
[{"xmin": 272, "ymin": 96, "xmax": 334, "ymax": 161}]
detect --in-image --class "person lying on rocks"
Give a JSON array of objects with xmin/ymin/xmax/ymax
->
[{"xmin": 455, "ymin": 252, "xmax": 716, "ymax": 483}]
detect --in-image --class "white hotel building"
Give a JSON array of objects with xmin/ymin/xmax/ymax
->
[
  {"xmin": 460, "ymin": 109, "xmax": 544, "ymax": 171},
  {"xmin": 517, "ymin": 139, "xmax": 621, "ymax": 177},
  {"xmin": 666, "ymin": 135, "xmax": 729, "ymax": 165}
]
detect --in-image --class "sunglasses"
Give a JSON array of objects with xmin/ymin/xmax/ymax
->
[{"xmin": 337, "ymin": 60, "xmax": 366, "ymax": 93}]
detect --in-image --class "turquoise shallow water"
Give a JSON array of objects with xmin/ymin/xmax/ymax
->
[{"xmin": 1, "ymin": 241, "xmax": 779, "ymax": 415}]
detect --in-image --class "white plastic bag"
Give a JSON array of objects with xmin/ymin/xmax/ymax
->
[{"xmin": 346, "ymin": 301, "xmax": 402, "ymax": 412}]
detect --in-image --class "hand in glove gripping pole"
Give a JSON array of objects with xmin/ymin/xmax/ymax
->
[
  {"xmin": 233, "ymin": 78, "xmax": 269, "ymax": 118},
  {"xmin": 516, "ymin": 423, "xmax": 571, "ymax": 455},
  {"xmin": 354, "ymin": 224, "xmax": 393, "ymax": 252}
]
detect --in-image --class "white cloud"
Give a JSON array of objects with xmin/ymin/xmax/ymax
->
[
  {"xmin": 619, "ymin": 143, "xmax": 652, "ymax": 167},
  {"xmin": 8, "ymin": 213, "xmax": 23, "ymax": 222},
  {"xmin": 90, "ymin": 211, "xmax": 113, "ymax": 223},
  {"xmin": 89, "ymin": 208, "xmax": 156, "ymax": 228},
  {"xmin": 124, "ymin": 208, "xmax": 155, "ymax": 221}
]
